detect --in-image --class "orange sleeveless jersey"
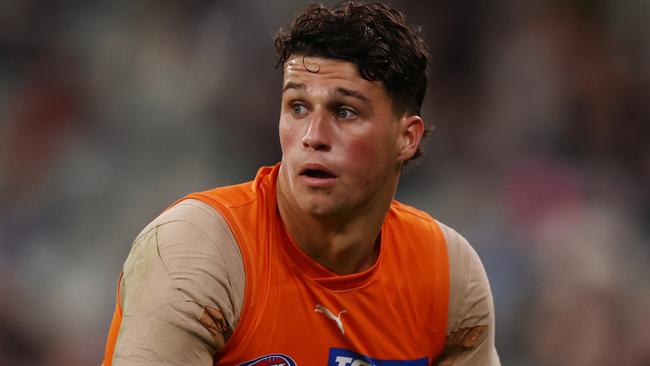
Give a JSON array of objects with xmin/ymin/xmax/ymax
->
[{"xmin": 103, "ymin": 164, "xmax": 449, "ymax": 366}]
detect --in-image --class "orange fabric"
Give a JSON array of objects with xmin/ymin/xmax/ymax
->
[
  {"xmin": 185, "ymin": 164, "xmax": 450, "ymax": 365},
  {"xmin": 102, "ymin": 272, "xmax": 123, "ymax": 366}
]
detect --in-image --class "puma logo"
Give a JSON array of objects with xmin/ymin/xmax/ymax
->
[{"xmin": 315, "ymin": 304, "xmax": 347, "ymax": 335}]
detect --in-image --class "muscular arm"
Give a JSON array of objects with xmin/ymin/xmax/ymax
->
[
  {"xmin": 111, "ymin": 199, "xmax": 244, "ymax": 365},
  {"xmin": 435, "ymin": 222, "xmax": 500, "ymax": 365}
]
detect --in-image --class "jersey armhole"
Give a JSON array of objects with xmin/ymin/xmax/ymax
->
[
  {"xmin": 429, "ymin": 219, "xmax": 451, "ymax": 357},
  {"xmin": 180, "ymin": 193, "xmax": 255, "ymax": 361},
  {"xmin": 102, "ymin": 272, "xmax": 124, "ymax": 366}
]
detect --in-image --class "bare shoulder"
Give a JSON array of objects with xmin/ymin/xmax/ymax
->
[
  {"xmin": 125, "ymin": 199, "xmax": 244, "ymax": 303},
  {"xmin": 435, "ymin": 221, "xmax": 501, "ymax": 366},
  {"xmin": 114, "ymin": 199, "xmax": 245, "ymax": 364}
]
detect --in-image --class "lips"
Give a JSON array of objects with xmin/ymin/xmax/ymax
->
[
  {"xmin": 299, "ymin": 164, "xmax": 337, "ymax": 179},
  {"xmin": 298, "ymin": 164, "xmax": 338, "ymax": 188}
]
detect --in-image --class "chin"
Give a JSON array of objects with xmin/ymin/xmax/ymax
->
[{"xmin": 297, "ymin": 197, "xmax": 339, "ymax": 217}]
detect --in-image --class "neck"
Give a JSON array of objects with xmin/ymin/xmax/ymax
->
[{"xmin": 276, "ymin": 170, "xmax": 398, "ymax": 275}]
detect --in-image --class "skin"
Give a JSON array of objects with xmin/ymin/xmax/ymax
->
[{"xmin": 276, "ymin": 55, "xmax": 425, "ymax": 275}]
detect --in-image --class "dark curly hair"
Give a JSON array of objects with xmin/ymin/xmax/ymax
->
[{"xmin": 274, "ymin": 1, "xmax": 431, "ymax": 162}]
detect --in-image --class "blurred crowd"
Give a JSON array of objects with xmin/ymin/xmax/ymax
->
[{"xmin": 0, "ymin": 0, "xmax": 648, "ymax": 365}]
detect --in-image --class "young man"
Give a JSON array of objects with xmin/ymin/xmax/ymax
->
[{"xmin": 103, "ymin": 2, "xmax": 499, "ymax": 365}]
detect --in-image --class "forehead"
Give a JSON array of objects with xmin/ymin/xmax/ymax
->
[{"xmin": 283, "ymin": 55, "xmax": 385, "ymax": 95}]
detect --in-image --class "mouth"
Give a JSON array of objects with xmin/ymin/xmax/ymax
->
[
  {"xmin": 298, "ymin": 164, "xmax": 338, "ymax": 187},
  {"xmin": 301, "ymin": 168, "xmax": 337, "ymax": 179}
]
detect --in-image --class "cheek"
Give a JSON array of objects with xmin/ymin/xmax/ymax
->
[
  {"xmin": 345, "ymin": 138, "xmax": 375, "ymax": 163},
  {"xmin": 344, "ymin": 137, "xmax": 389, "ymax": 186},
  {"xmin": 345, "ymin": 129, "xmax": 393, "ymax": 166},
  {"xmin": 342, "ymin": 129, "xmax": 397, "ymax": 188},
  {"xmin": 279, "ymin": 119, "xmax": 298, "ymax": 153}
]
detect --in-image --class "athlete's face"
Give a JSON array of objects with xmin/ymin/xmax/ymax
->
[{"xmin": 278, "ymin": 56, "xmax": 424, "ymax": 217}]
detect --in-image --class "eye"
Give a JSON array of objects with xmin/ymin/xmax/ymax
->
[
  {"xmin": 291, "ymin": 102, "xmax": 308, "ymax": 116},
  {"xmin": 335, "ymin": 107, "xmax": 357, "ymax": 120}
]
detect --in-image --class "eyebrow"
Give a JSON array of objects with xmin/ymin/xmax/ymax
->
[
  {"xmin": 333, "ymin": 87, "xmax": 369, "ymax": 103},
  {"xmin": 282, "ymin": 81, "xmax": 305, "ymax": 92},
  {"xmin": 282, "ymin": 82, "xmax": 369, "ymax": 103}
]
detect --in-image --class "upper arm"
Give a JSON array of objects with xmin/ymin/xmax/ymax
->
[
  {"xmin": 435, "ymin": 222, "xmax": 500, "ymax": 366},
  {"xmin": 112, "ymin": 199, "xmax": 245, "ymax": 365}
]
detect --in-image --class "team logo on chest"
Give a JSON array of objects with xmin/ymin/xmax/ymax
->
[
  {"xmin": 238, "ymin": 353, "xmax": 297, "ymax": 366},
  {"xmin": 315, "ymin": 304, "xmax": 348, "ymax": 335}
]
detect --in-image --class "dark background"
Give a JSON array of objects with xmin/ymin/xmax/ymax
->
[{"xmin": 1, "ymin": 0, "xmax": 648, "ymax": 365}]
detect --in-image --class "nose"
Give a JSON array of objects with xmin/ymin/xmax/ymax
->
[{"xmin": 302, "ymin": 109, "xmax": 331, "ymax": 151}]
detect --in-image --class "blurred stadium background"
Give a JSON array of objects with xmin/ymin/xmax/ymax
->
[{"xmin": 0, "ymin": 0, "xmax": 648, "ymax": 365}]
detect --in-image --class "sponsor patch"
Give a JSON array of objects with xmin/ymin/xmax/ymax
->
[
  {"xmin": 239, "ymin": 353, "xmax": 297, "ymax": 366},
  {"xmin": 327, "ymin": 348, "xmax": 428, "ymax": 366}
]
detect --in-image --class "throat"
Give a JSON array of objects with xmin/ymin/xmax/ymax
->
[{"xmin": 295, "ymin": 230, "xmax": 381, "ymax": 275}]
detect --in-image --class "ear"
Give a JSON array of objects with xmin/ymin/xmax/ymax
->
[{"xmin": 396, "ymin": 115, "xmax": 425, "ymax": 162}]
